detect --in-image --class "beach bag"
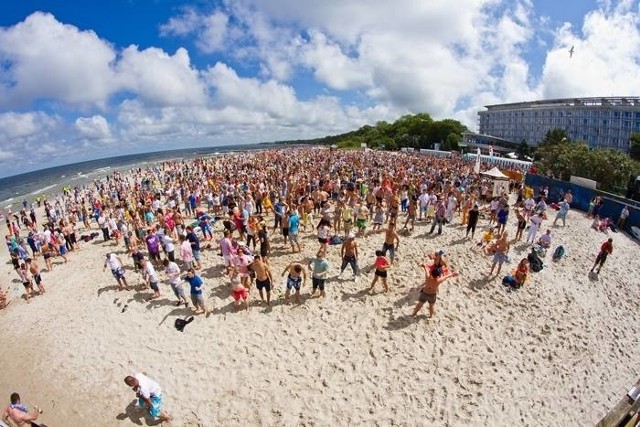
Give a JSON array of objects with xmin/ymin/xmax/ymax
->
[
  {"xmin": 552, "ymin": 245, "xmax": 565, "ymax": 261},
  {"xmin": 329, "ymin": 235, "xmax": 343, "ymax": 245},
  {"xmin": 502, "ymin": 275, "xmax": 519, "ymax": 288},
  {"xmin": 528, "ymin": 251, "xmax": 543, "ymax": 272}
]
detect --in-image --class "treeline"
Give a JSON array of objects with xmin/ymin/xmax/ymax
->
[
  {"xmin": 535, "ymin": 129, "xmax": 640, "ymax": 193},
  {"xmin": 277, "ymin": 113, "xmax": 468, "ymax": 151}
]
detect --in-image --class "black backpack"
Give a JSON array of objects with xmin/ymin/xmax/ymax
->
[{"xmin": 528, "ymin": 251, "xmax": 543, "ymax": 272}]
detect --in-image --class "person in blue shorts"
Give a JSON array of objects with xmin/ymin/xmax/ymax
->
[
  {"xmin": 281, "ymin": 262, "xmax": 307, "ymax": 304},
  {"xmin": 124, "ymin": 373, "xmax": 171, "ymax": 423}
]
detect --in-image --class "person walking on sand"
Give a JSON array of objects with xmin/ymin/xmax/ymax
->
[
  {"xmin": 163, "ymin": 259, "xmax": 188, "ymax": 307},
  {"xmin": 338, "ymin": 232, "xmax": 359, "ymax": 281},
  {"xmin": 369, "ymin": 250, "xmax": 391, "ymax": 293},
  {"xmin": 465, "ymin": 203, "xmax": 480, "ymax": 239},
  {"xmin": 281, "ymin": 262, "xmax": 307, "ymax": 304},
  {"xmin": 381, "ymin": 221, "xmax": 400, "ymax": 264},
  {"xmin": 489, "ymin": 231, "xmax": 510, "ymax": 276},
  {"xmin": 412, "ymin": 263, "xmax": 459, "ymax": 318},
  {"xmin": 250, "ymin": 255, "xmax": 274, "ymax": 305},
  {"xmin": 26, "ymin": 258, "xmax": 45, "ymax": 295},
  {"xmin": 124, "ymin": 374, "xmax": 171, "ymax": 423},
  {"xmin": 428, "ymin": 198, "xmax": 447, "ymax": 235},
  {"xmin": 2, "ymin": 392, "xmax": 45, "ymax": 427},
  {"xmin": 230, "ymin": 268, "xmax": 249, "ymax": 311},
  {"xmin": 526, "ymin": 212, "xmax": 543, "ymax": 244},
  {"xmin": 183, "ymin": 268, "xmax": 208, "ymax": 314},
  {"xmin": 553, "ymin": 200, "xmax": 570, "ymax": 227},
  {"xmin": 141, "ymin": 258, "xmax": 161, "ymax": 300},
  {"xmin": 309, "ymin": 250, "xmax": 330, "ymax": 298},
  {"xmin": 590, "ymin": 238, "xmax": 613, "ymax": 274},
  {"xmin": 103, "ymin": 253, "xmax": 129, "ymax": 290},
  {"xmin": 616, "ymin": 205, "xmax": 629, "ymax": 230}
]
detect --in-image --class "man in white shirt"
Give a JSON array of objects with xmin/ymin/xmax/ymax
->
[
  {"xmin": 124, "ymin": 373, "xmax": 171, "ymax": 422},
  {"xmin": 142, "ymin": 258, "xmax": 161, "ymax": 300},
  {"xmin": 537, "ymin": 229, "xmax": 552, "ymax": 248},
  {"xmin": 103, "ymin": 253, "xmax": 129, "ymax": 290},
  {"xmin": 418, "ymin": 190, "xmax": 429, "ymax": 221},
  {"xmin": 163, "ymin": 259, "xmax": 188, "ymax": 307}
]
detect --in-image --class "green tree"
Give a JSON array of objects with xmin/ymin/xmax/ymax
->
[
  {"xmin": 443, "ymin": 132, "xmax": 461, "ymax": 151},
  {"xmin": 630, "ymin": 133, "xmax": 640, "ymax": 161},
  {"xmin": 539, "ymin": 128, "xmax": 569, "ymax": 147},
  {"xmin": 516, "ymin": 140, "xmax": 530, "ymax": 159}
]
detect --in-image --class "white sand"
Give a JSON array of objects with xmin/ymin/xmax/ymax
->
[{"xmin": 1, "ymin": 202, "xmax": 639, "ymax": 426}]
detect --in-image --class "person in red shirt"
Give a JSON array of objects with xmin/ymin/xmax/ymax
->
[{"xmin": 590, "ymin": 238, "xmax": 613, "ymax": 274}]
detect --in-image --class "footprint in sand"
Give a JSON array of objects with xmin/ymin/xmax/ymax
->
[
  {"xmin": 121, "ymin": 304, "xmax": 128, "ymax": 313},
  {"xmin": 113, "ymin": 298, "xmax": 119, "ymax": 304}
]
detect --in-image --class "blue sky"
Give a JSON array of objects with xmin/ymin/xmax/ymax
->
[{"xmin": 0, "ymin": 0, "xmax": 638, "ymax": 177}]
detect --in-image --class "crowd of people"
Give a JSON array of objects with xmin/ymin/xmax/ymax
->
[{"xmin": 2, "ymin": 147, "xmax": 628, "ymax": 423}]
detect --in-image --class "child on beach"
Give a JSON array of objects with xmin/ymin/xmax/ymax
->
[
  {"xmin": 17, "ymin": 263, "xmax": 35, "ymax": 300},
  {"xmin": 369, "ymin": 250, "xmax": 391, "ymax": 293},
  {"xmin": 477, "ymin": 227, "xmax": 495, "ymax": 252},
  {"xmin": 372, "ymin": 203, "xmax": 385, "ymax": 233},
  {"xmin": 230, "ymin": 268, "xmax": 249, "ymax": 311}
]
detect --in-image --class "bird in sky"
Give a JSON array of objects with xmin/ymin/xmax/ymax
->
[{"xmin": 569, "ymin": 45, "xmax": 575, "ymax": 58}]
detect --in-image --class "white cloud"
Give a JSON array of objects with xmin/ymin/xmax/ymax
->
[
  {"xmin": 160, "ymin": 9, "xmax": 230, "ymax": 53},
  {"xmin": 0, "ymin": 111, "xmax": 60, "ymax": 140},
  {"xmin": 539, "ymin": 1, "xmax": 640, "ymax": 99},
  {"xmin": 0, "ymin": 1, "xmax": 638, "ymax": 177},
  {"xmin": 300, "ymin": 31, "xmax": 372, "ymax": 90},
  {"xmin": 116, "ymin": 46, "xmax": 208, "ymax": 107},
  {"xmin": 75, "ymin": 115, "xmax": 112, "ymax": 140},
  {"xmin": 0, "ymin": 12, "xmax": 117, "ymax": 108}
]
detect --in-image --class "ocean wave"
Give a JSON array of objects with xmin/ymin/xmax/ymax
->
[
  {"xmin": 91, "ymin": 166, "xmax": 112, "ymax": 175},
  {"xmin": 30, "ymin": 184, "xmax": 57, "ymax": 195}
]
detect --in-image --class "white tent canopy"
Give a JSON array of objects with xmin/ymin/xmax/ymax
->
[{"xmin": 481, "ymin": 166, "xmax": 509, "ymax": 180}]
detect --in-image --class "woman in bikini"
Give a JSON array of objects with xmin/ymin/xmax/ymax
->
[{"xmin": 369, "ymin": 250, "xmax": 391, "ymax": 293}]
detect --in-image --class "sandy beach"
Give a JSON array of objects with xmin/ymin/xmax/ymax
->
[{"xmin": 1, "ymin": 157, "xmax": 639, "ymax": 427}]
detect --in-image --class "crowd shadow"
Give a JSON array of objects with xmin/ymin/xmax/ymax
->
[
  {"xmin": 393, "ymin": 287, "xmax": 419, "ymax": 308},
  {"xmin": 97, "ymin": 284, "xmax": 121, "ymax": 297},
  {"xmin": 468, "ymin": 276, "xmax": 493, "ymax": 291},
  {"xmin": 384, "ymin": 313, "xmax": 421, "ymax": 331},
  {"xmin": 158, "ymin": 306, "xmax": 195, "ymax": 326},
  {"xmin": 115, "ymin": 399, "xmax": 161, "ymax": 426},
  {"xmin": 340, "ymin": 288, "xmax": 369, "ymax": 301},
  {"xmin": 198, "ymin": 265, "xmax": 226, "ymax": 280}
]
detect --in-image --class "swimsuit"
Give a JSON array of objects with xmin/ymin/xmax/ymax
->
[
  {"xmin": 286, "ymin": 274, "xmax": 302, "ymax": 291},
  {"xmin": 256, "ymin": 278, "xmax": 271, "ymax": 292},
  {"xmin": 419, "ymin": 290, "xmax": 437, "ymax": 304}
]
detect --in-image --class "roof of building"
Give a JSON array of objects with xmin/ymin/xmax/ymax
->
[{"xmin": 483, "ymin": 96, "xmax": 640, "ymax": 110}]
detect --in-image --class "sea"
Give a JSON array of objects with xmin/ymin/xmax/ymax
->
[{"xmin": 0, "ymin": 143, "xmax": 281, "ymax": 210}]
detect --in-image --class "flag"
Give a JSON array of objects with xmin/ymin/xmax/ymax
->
[{"xmin": 474, "ymin": 147, "xmax": 481, "ymax": 173}]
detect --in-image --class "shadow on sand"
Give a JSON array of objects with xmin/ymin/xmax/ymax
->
[{"xmin": 115, "ymin": 399, "xmax": 163, "ymax": 426}]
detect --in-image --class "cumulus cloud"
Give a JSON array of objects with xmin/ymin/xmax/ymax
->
[
  {"xmin": 0, "ymin": 1, "xmax": 638, "ymax": 177},
  {"xmin": 539, "ymin": 1, "xmax": 640, "ymax": 99},
  {"xmin": 75, "ymin": 115, "xmax": 112, "ymax": 140},
  {"xmin": 116, "ymin": 46, "xmax": 208, "ymax": 107},
  {"xmin": 160, "ymin": 9, "xmax": 230, "ymax": 53},
  {"xmin": 0, "ymin": 12, "xmax": 117, "ymax": 108}
]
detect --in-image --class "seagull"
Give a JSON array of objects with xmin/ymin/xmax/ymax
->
[{"xmin": 569, "ymin": 46, "xmax": 574, "ymax": 58}]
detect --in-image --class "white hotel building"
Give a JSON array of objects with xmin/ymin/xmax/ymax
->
[{"xmin": 477, "ymin": 97, "xmax": 640, "ymax": 150}]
